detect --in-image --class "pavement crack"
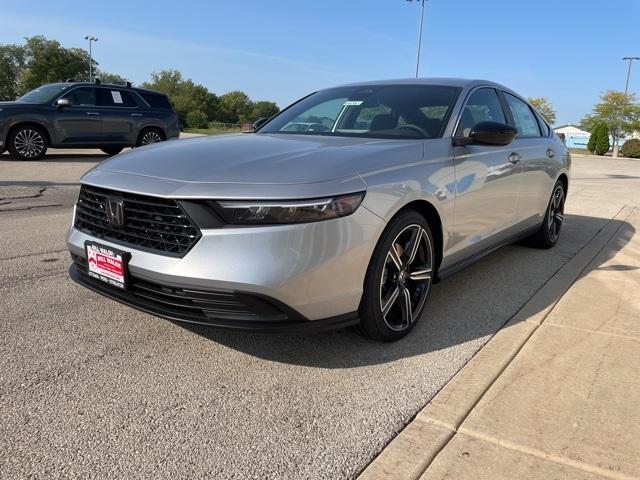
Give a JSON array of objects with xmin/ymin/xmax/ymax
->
[
  {"xmin": 0, "ymin": 187, "xmax": 47, "ymax": 202},
  {"xmin": 0, "ymin": 203, "xmax": 63, "ymax": 212}
]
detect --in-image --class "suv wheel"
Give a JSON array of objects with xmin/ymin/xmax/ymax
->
[
  {"xmin": 8, "ymin": 125, "xmax": 48, "ymax": 160},
  {"xmin": 137, "ymin": 128, "xmax": 164, "ymax": 147},
  {"xmin": 358, "ymin": 210, "xmax": 435, "ymax": 341}
]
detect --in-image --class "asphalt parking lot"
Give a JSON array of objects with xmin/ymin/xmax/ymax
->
[{"xmin": 1, "ymin": 146, "xmax": 639, "ymax": 480}]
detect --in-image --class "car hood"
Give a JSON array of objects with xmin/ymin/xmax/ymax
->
[{"xmin": 95, "ymin": 133, "xmax": 424, "ymax": 185}]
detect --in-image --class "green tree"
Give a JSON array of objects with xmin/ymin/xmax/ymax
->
[
  {"xmin": 587, "ymin": 127, "xmax": 598, "ymax": 153},
  {"xmin": 142, "ymin": 70, "xmax": 217, "ymax": 124},
  {"xmin": 580, "ymin": 90, "xmax": 640, "ymax": 149},
  {"xmin": 595, "ymin": 124, "xmax": 610, "ymax": 155},
  {"xmin": 97, "ymin": 71, "xmax": 130, "ymax": 85},
  {"xmin": 218, "ymin": 91, "xmax": 252, "ymax": 123},
  {"xmin": 250, "ymin": 100, "xmax": 279, "ymax": 122},
  {"xmin": 185, "ymin": 110, "xmax": 209, "ymax": 129},
  {"xmin": 0, "ymin": 43, "xmax": 27, "ymax": 100},
  {"xmin": 527, "ymin": 97, "xmax": 556, "ymax": 125},
  {"xmin": 19, "ymin": 36, "xmax": 94, "ymax": 92}
]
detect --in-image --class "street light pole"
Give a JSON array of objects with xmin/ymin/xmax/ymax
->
[
  {"xmin": 84, "ymin": 35, "xmax": 98, "ymax": 81},
  {"xmin": 613, "ymin": 56, "xmax": 639, "ymax": 157},
  {"xmin": 406, "ymin": 0, "xmax": 427, "ymax": 78}
]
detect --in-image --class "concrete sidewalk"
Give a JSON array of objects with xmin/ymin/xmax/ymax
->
[{"xmin": 360, "ymin": 206, "xmax": 640, "ymax": 480}]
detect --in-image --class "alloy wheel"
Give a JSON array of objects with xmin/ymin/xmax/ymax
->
[
  {"xmin": 140, "ymin": 131, "xmax": 162, "ymax": 145},
  {"xmin": 379, "ymin": 224, "xmax": 433, "ymax": 332},
  {"xmin": 547, "ymin": 185, "xmax": 565, "ymax": 242},
  {"xmin": 14, "ymin": 129, "xmax": 45, "ymax": 158}
]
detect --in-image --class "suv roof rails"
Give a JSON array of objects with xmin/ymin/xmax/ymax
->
[{"xmin": 65, "ymin": 78, "xmax": 75, "ymax": 82}]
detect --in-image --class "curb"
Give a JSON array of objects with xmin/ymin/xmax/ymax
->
[{"xmin": 357, "ymin": 205, "xmax": 635, "ymax": 480}]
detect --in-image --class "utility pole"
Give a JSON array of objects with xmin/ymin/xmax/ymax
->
[
  {"xmin": 84, "ymin": 35, "xmax": 98, "ymax": 81},
  {"xmin": 406, "ymin": 0, "xmax": 427, "ymax": 78},
  {"xmin": 613, "ymin": 56, "xmax": 639, "ymax": 157}
]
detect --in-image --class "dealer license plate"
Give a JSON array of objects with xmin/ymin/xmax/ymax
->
[{"xmin": 85, "ymin": 241, "xmax": 130, "ymax": 289}]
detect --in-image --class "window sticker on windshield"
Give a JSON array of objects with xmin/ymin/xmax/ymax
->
[
  {"xmin": 343, "ymin": 100, "xmax": 363, "ymax": 106},
  {"xmin": 111, "ymin": 91, "xmax": 123, "ymax": 104}
]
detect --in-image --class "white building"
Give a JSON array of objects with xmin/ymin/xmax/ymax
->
[{"xmin": 554, "ymin": 124, "xmax": 590, "ymax": 149}]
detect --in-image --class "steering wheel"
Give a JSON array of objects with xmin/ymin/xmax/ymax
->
[{"xmin": 395, "ymin": 124, "xmax": 428, "ymax": 137}]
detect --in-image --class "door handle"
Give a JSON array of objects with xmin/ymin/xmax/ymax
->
[
  {"xmin": 86, "ymin": 111, "xmax": 100, "ymax": 116},
  {"xmin": 508, "ymin": 152, "xmax": 521, "ymax": 164},
  {"xmin": 546, "ymin": 148, "xmax": 556, "ymax": 158},
  {"xmin": 131, "ymin": 113, "xmax": 142, "ymax": 117}
]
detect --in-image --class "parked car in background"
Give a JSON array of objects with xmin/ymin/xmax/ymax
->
[
  {"xmin": 0, "ymin": 79, "xmax": 179, "ymax": 160},
  {"xmin": 67, "ymin": 78, "xmax": 570, "ymax": 341}
]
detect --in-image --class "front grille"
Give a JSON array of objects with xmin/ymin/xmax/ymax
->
[
  {"xmin": 74, "ymin": 184, "xmax": 201, "ymax": 257},
  {"xmin": 71, "ymin": 254, "xmax": 291, "ymax": 323}
]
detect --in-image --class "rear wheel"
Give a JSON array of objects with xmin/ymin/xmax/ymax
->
[
  {"xmin": 136, "ymin": 128, "xmax": 164, "ymax": 147},
  {"xmin": 358, "ymin": 210, "xmax": 435, "ymax": 341},
  {"xmin": 529, "ymin": 180, "xmax": 565, "ymax": 249},
  {"xmin": 100, "ymin": 147, "xmax": 124, "ymax": 156},
  {"xmin": 8, "ymin": 125, "xmax": 48, "ymax": 160}
]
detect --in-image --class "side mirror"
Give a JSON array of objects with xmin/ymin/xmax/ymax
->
[
  {"xmin": 453, "ymin": 121, "xmax": 517, "ymax": 147},
  {"xmin": 56, "ymin": 98, "xmax": 71, "ymax": 109},
  {"xmin": 252, "ymin": 117, "xmax": 268, "ymax": 131}
]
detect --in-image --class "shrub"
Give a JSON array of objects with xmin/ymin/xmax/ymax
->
[
  {"xmin": 621, "ymin": 138, "xmax": 640, "ymax": 158},
  {"xmin": 185, "ymin": 110, "xmax": 209, "ymax": 129},
  {"xmin": 594, "ymin": 124, "xmax": 610, "ymax": 156},
  {"xmin": 587, "ymin": 127, "xmax": 597, "ymax": 153}
]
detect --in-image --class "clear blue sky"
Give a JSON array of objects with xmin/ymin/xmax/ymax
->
[{"xmin": 1, "ymin": 0, "xmax": 638, "ymax": 125}]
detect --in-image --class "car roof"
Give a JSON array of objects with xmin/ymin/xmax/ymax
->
[
  {"xmin": 335, "ymin": 77, "xmax": 510, "ymax": 90},
  {"xmin": 45, "ymin": 82, "xmax": 166, "ymax": 96}
]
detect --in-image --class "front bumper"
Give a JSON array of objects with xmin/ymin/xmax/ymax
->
[{"xmin": 67, "ymin": 204, "xmax": 383, "ymax": 328}]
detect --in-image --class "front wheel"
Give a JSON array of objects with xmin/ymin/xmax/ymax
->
[
  {"xmin": 358, "ymin": 210, "xmax": 435, "ymax": 341},
  {"xmin": 8, "ymin": 125, "xmax": 48, "ymax": 160},
  {"xmin": 136, "ymin": 128, "xmax": 164, "ymax": 147},
  {"xmin": 529, "ymin": 180, "xmax": 565, "ymax": 249}
]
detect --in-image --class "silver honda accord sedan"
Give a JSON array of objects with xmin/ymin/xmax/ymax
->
[{"xmin": 67, "ymin": 78, "xmax": 570, "ymax": 341}]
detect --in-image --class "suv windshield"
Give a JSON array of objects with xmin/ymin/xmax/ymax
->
[
  {"xmin": 17, "ymin": 84, "xmax": 70, "ymax": 103},
  {"xmin": 260, "ymin": 84, "xmax": 461, "ymax": 139}
]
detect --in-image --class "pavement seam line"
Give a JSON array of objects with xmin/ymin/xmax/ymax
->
[
  {"xmin": 411, "ymin": 205, "xmax": 634, "ymax": 478},
  {"xmin": 456, "ymin": 429, "xmax": 638, "ymax": 480},
  {"xmin": 543, "ymin": 322, "xmax": 640, "ymax": 342}
]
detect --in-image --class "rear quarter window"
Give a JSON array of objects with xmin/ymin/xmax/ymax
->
[{"xmin": 139, "ymin": 92, "xmax": 172, "ymax": 109}]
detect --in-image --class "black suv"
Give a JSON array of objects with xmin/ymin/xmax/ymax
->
[{"xmin": 0, "ymin": 80, "xmax": 180, "ymax": 160}]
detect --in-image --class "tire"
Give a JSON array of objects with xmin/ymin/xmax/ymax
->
[
  {"xmin": 358, "ymin": 210, "xmax": 435, "ymax": 341},
  {"xmin": 529, "ymin": 180, "xmax": 566, "ymax": 249},
  {"xmin": 7, "ymin": 125, "xmax": 48, "ymax": 160},
  {"xmin": 136, "ymin": 128, "xmax": 164, "ymax": 147},
  {"xmin": 100, "ymin": 147, "xmax": 124, "ymax": 156}
]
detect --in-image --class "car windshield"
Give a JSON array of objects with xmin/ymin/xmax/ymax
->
[
  {"xmin": 260, "ymin": 84, "xmax": 461, "ymax": 139},
  {"xmin": 17, "ymin": 84, "xmax": 70, "ymax": 103}
]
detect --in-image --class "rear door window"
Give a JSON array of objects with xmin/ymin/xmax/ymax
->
[
  {"xmin": 97, "ymin": 89, "xmax": 139, "ymax": 107},
  {"xmin": 503, "ymin": 93, "xmax": 541, "ymax": 137}
]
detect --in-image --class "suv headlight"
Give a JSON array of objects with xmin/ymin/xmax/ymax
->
[{"xmin": 212, "ymin": 192, "xmax": 365, "ymax": 225}]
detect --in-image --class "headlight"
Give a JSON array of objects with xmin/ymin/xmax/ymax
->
[{"xmin": 212, "ymin": 192, "xmax": 365, "ymax": 225}]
